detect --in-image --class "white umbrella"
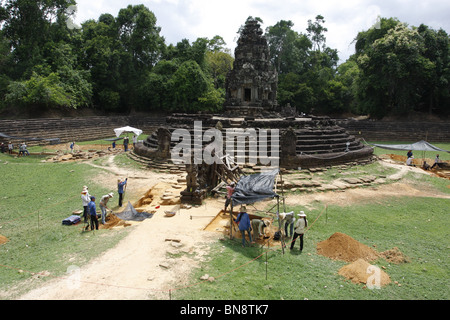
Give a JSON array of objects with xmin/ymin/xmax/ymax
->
[{"xmin": 114, "ymin": 126, "xmax": 143, "ymax": 137}]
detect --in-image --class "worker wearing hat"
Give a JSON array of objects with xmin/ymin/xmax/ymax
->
[
  {"xmin": 251, "ymin": 218, "xmax": 270, "ymax": 241},
  {"xmin": 290, "ymin": 211, "xmax": 308, "ymax": 251},
  {"xmin": 99, "ymin": 192, "xmax": 114, "ymax": 225},
  {"xmin": 81, "ymin": 186, "xmax": 91, "ymax": 225},
  {"xmin": 234, "ymin": 206, "xmax": 252, "ymax": 247}
]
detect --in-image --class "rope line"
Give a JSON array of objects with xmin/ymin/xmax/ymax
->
[{"xmin": 0, "ymin": 204, "xmax": 328, "ymax": 297}]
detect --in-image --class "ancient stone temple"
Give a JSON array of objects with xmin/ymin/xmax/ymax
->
[
  {"xmin": 224, "ymin": 18, "xmax": 279, "ymax": 117},
  {"xmin": 134, "ymin": 17, "xmax": 375, "ymax": 204}
]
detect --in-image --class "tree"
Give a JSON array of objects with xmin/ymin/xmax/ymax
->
[
  {"xmin": 170, "ymin": 60, "xmax": 210, "ymax": 112},
  {"xmin": 356, "ymin": 23, "xmax": 436, "ymax": 118},
  {"xmin": 79, "ymin": 17, "xmax": 121, "ymax": 110},
  {"xmin": 1, "ymin": 0, "xmax": 77, "ymax": 79},
  {"xmin": 417, "ymin": 24, "xmax": 450, "ymax": 115},
  {"xmin": 306, "ymin": 15, "xmax": 328, "ymax": 52},
  {"xmin": 266, "ymin": 20, "xmax": 311, "ymax": 74},
  {"xmin": 117, "ymin": 4, "xmax": 165, "ymax": 70}
]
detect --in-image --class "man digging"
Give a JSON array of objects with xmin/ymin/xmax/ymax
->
[{"xmin": 99, "ymin": 193, "xmax": 114, "ymax": 224}]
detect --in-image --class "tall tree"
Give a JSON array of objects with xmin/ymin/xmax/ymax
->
[
  {"xmin": 1, "ymin": 0, "xmax": 76, "ymax": 79},
  {"xmin": 306, "ymin": 15, "xmax": 328, "ymax": 52},
  {"xmin": 417, "ymin": 24, "xmax": 450, "ymax": 115},
  {"xmin": 356, "ymin": 23, "xmax": 435, "ymax": 118},
  {"xmin": 266, "ymin": 20, "xmax": 311, "ymax": 74}
]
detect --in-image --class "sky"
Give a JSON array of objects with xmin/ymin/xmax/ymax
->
[{"xmin": 72, "ymin": 0, "xmax": 450, "ymax": 62}]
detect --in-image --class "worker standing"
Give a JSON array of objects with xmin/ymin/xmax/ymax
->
[
  {"xmin": 117, "ymin": 178, "xmax": 127, "ymax": 207},
  {"xmin": 234, "ymin": 206, "xmax": 252, "ymax": 247},
  {"xmin": 224, "ymin": 182, "xmax": 235, "ymax": 212},
  {"xmin": 81, "ymin": 186, "xmax": 90, "ymax": 225},
  {"xmin": 290, "ymin": 211, "xmax": 308, "ymax": 251},
  {"xmin": 88, "ymin": 196, "xmax": 99, "ymax": 231}
]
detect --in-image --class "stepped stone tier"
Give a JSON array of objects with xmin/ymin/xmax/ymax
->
[
  {"xmin": 134, "ymin": 114, "xmax": 375, "ymax": 170},
  {"xmin": 134, "ymin": 18, "xmax": 374, "ymax": 171}
]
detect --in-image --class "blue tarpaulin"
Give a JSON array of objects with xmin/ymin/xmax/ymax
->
[{"xmin": 231, "ymin": 169, "xmax": 279, "ymax": 206}]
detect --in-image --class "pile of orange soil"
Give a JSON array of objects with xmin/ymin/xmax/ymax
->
[
  {"xmin": 317, "ymin": 232, "xmax": 409, "ymax": 287},
  {"xmin": 0, "ymin": 234, "xmax": 8, "ymax": 245},
  {"xmin": 316, "ymin": 232, "xmax": 379, "ymax": 263},
  {"xmin": 100, "ymin": 213, "xmax": 132, "ymax": 230},
  {"xmin": 338, "ymin": 259, "xmax": 391, "ymax": 286},
  {"xmin": 379, "ymin": 246, "xmax": 410, "ymax": 264}
]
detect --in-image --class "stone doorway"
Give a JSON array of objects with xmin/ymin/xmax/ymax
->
[{"xmin": 244, "ymin": 88, "xmax": 252, "ymax": 102}]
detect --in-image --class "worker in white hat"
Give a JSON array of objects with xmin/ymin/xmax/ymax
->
[
  {"xmin": 251, "ymin": 218, "xmax": 270, "ymax": 240},
  {"xmin": 290, "ymin": 211, "xmax": 308, "ymax": 251},
  {"xmin": 81, "ymin": 186, "xmax": 91, "ymax": 225},
  {"xmin": 99, "ymin": 192, "xmax": 114, "ymax": 224}
]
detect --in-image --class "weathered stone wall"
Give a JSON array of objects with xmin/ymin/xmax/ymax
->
[
  {"xmin": 337, "ymin": 119, "xmax": 450, "ymax": 142},
  {"xmin": 0, "ymin": 116, "xmax": 165, "ymax": 146}
]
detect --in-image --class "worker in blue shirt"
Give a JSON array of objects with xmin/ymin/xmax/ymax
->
[
  {"xmin": 88, "ymin": 196, "xmax": 99, "ymax": 231},
  {"xmin": 234, "ymin": 206, "xmax": 252, "ymax": 247},
  {"xmin": 117, "ymin": 178, "xmax": 127, "ymax": 207}
]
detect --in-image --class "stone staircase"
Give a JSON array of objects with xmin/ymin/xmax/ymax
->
[{"xmin": 295, "ymin": 126, "xmax": 363, "ymax": 155}]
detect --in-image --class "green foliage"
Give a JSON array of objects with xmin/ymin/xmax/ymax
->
[
  {"xmin": 353, "ymin": 19, "xmax": 450, "ymax": 118},
  {"xmin": 171, "ymin": 60, "xmax": 210, "ymax": 111},
  {"xmin": 6, "ymin": 72, "xmax": 71, "ymax": 108},
  {"xmin": 0, "ymin": 2, "xmax": 449, "ymax": 117}
]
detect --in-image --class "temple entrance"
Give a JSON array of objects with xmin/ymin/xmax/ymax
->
[{"xmin": 244, "ymin": 88, "xmax": 252, "ymax": 102}]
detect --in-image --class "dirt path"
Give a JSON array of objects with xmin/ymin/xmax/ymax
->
[
  {"xmin": 19, "ymin": 154, "xmax": 225, "ymax": 300},
  {"xmin": 17, "ymin": 155, "xmax": 450, "ymax": 300}
]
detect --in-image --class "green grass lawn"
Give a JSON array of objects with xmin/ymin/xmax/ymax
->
[
  {"xmin": 0, "ymin": 153, "xmax": 131, "ymax": 298},
  {"xmin": 171, "ymin": 193, "xmax": 449, "ymax": 300},
  {"xmin": 0, "ymin": 141, "xmax": 449, "ymax": 300}
]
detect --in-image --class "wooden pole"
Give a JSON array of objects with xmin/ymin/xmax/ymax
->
[
  {"xmin": 229, "ymin": 202, "xmax": 234, "ymax": 240},
  {"xmin": 277, "ymin": 198, "xmax": 285, "ymax": 255},
  {"xmin": 265, "ymin": 240, "xmax": 269, "ymax": 280}
]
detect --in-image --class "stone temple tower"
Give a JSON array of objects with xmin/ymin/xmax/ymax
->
[{"xmin": 224, "ymin": 18, "xmax": 278, "ymax": 117}]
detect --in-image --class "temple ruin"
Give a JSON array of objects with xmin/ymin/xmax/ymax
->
[
  {"xmin": 223, "ymin": 18, "xmax": 279, "ymax": 117},
  {"xmin": 134, "ymin": 17, "xmax": 374, "ymax": 204}
]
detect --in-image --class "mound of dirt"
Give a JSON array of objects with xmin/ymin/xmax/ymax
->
[
  {"xmin": 380, "ymin": 247, "xmax": 410, "ymax": 264},
  {"xmin": 0, "ymin": 234, "xmax": 8, "ymax": 245},
  {"xmin": 338, "ymin": 258, "xmax": 391, "ymax": 287},
  {"xmin": 100, "ymin": 214, "xmax": 132, "ymax": 230},
  {"xmin": 316, "ymin": 232, "xmax": 379, "ymax": 262}
]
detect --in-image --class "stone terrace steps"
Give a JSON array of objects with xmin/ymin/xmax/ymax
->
[
  {"xmin": 0, "ymin": 116, "xmax": 165, "ymax": 147},
  {"xmin": 337, "ymin": 120, "xmax": 450, "ymax": 142},
  {"xmin": 127, "ymin": 151, "xmax": 280, "ymax": 175}
]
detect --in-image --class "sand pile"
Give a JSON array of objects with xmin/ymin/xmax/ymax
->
[
  {"xmin": 0, "ymin": 234, "xmax": 8, "ymax": 245},
  {"xmin": 379, "ymin": 247, "xmax": 410, "ymax": 264},
  {"xmin": 338, "ymin": 259, "xmax": 391, "ymax": 287},
  {"xmin": 317, "ymin": 232, "xmax": 410, "ymax": 287},
  {"xmin": 100, "ymin": 214, "xmax": 131, "ymax": 230},
  {"xmin": 316, "ymin": 232, "xmax": 379, "ymax": 262}
]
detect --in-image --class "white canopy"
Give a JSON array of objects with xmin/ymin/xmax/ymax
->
[{"xmin": 114, "ymin": 126, "xmax": 143, "ymax": 137}]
